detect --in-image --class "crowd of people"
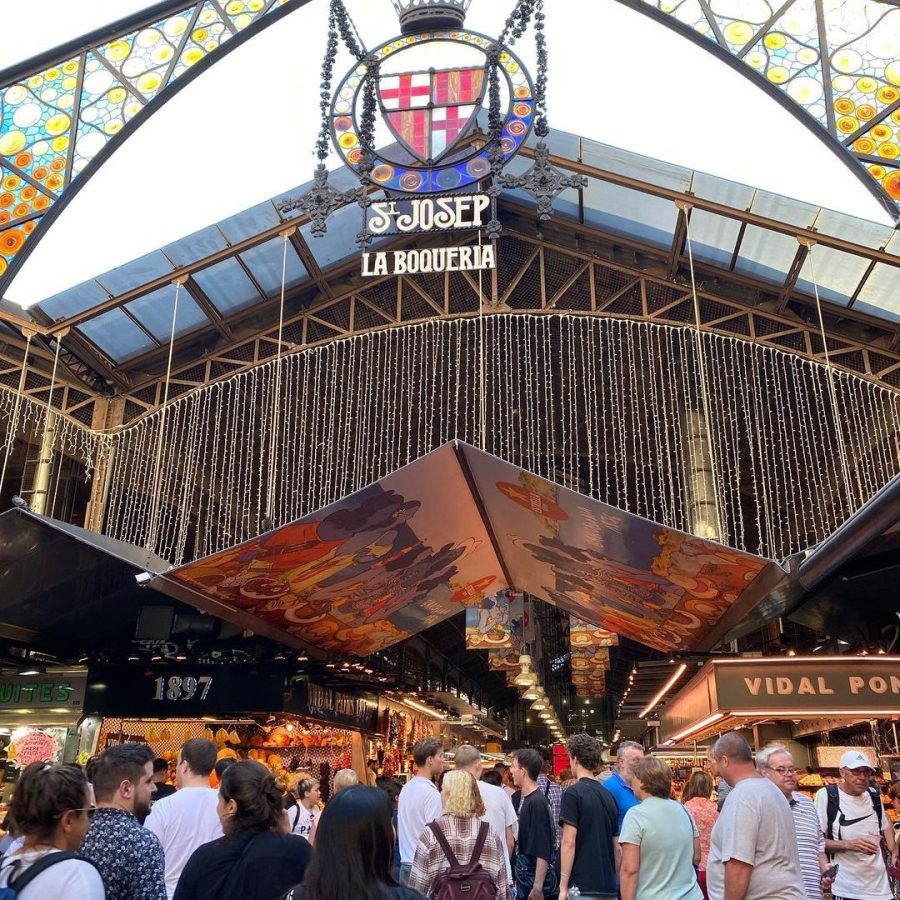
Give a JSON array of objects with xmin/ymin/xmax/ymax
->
[{"xmin": 0, "ymin": 731, "xmax": 897, "ymax": 900}]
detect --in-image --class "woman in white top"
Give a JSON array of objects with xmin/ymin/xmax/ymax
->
[
  {"xmin": 0, "ymin": 761, "xmax": 105, "ymax": 898},
  {"xmin": 290, "ymin": 777, "xmax": 321, "ymax": 845}
]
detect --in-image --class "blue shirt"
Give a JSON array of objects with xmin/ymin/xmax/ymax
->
[{"xmin": 604, "ymin": 771, "xmax": 638, "ymax": 832}]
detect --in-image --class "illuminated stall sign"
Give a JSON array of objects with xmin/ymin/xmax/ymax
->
[
  {"xmin": 85, "ymin": 665, "xmax": 285, "ymax": 718},
  {"xmin": 287, "ymin": 682, "xmax": 378, "ymax": 731},
  {"xmin": 714, "ymin": 659, "xmax": 900, "ymax": 711},
  {"xmin": 0, "ymin": 675, "xmax": 85, "ymax": 710}
]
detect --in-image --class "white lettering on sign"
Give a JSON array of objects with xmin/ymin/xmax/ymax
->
[
  {"xmin": 362, "ymin": 244, "xmax": 496, "ymax": 277},
  {"xmin": 741, "ymin": 674, "xmax": 900, "ymax": 697},
  {"xmin": 367, "ymin": 195, "xmax": 491, "ymax": 235},
  {"xmin": 153, "ymin": 675, "xmax": 214, "ymax": 701}
]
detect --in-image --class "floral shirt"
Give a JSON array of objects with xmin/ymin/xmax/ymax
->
[
  {"xmin": 683, "ymin": 797, "xmax": 718, "ymax": 871},
  {"xmin": 80, "ymin": 807, "xmax": 167, "ymax": 900}
]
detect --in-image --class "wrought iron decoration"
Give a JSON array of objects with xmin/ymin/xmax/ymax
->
[{"xmin": 282, "ymin": 0, "xmax": 585, "ymax": 243}]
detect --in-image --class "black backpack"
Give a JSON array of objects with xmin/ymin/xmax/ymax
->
[
  {"xmin": 0, "ymin": 852, "xmax": 100, "ymax": 899},
  {"xmin": 824, "ymin": 782, "xmax": 884, "ymax": 858},
  {"xmin": 427, "ymin": 821, "xmax": 498, "ymax": 900}
]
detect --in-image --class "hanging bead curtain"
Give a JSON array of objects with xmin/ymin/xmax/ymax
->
[{"xmin": 100, "ymin": 314, "xmax": 900, "ymax": 566}]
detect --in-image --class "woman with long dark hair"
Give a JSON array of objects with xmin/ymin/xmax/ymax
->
[
  {"xmin": 284, "ymin": 785, "xmax": 425, "ymax": 900},
  {"xmin": 0, "ymin": 762, "xmax": 103, "ymax": 897},
  {"xmin": 174, "ymin": 760, "xmax": 311, "ymax": 900}
]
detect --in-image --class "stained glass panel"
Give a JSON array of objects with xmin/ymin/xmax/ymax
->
[
  {"xmin": 626, "ymin": 0, "xmax": 900, "ymax": 215},
  {"xmin": 0, "ymin": 0, "xmax": 297, "ymax": 287}
]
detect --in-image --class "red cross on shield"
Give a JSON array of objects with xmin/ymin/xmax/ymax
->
[{"xmin": 378, "ymin": 66, "xmax": 487, "ymax": 164}]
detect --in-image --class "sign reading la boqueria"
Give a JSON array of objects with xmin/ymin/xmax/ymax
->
[{"xmin": 362, "ymin": 193, "xmax": 496, "ymax": 276}]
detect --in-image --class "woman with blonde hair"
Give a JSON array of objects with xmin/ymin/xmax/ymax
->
[{"xmin": 408, "ymin": 769, "xmax": 508, "ymax": 899}]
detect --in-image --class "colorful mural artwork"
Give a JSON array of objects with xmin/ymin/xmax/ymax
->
[
  {"xmin": 465, "ymin": 590, "xmax": 523, "ymax": 650},
  {"xmin": 488, "ymin": 648, "xmax": 522, "ymax": 672},
  {"xmin": 458, "ymin": 444, "xmax": 777, "ymax": 653},
  {"xmin": 166, "ymin": 444, "xmax": 505, "ymax": 655},
  {"xmin": 158, "ymin": 442, "xmax": 781, "ymax": 656},
  {"xmin": 570, "ymin": 616, "xmax": 619, "ymax": 649}
]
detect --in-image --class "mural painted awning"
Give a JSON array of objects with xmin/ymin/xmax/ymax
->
[{"xmin": 149, "ymin": 443, "xmax": 786, "ymax": 656}]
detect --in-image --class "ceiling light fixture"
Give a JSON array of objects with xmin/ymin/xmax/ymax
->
[
  {"xmin": 400, "ymin": 696, "xmax": 446, "ymax": 720},
  {"xmin": 638, "ymin": 663, "xmax": 688, "ymax": 719},
  {"xmin": 669, "ymin": 712, "xmax": 726, "ymax": 743}
]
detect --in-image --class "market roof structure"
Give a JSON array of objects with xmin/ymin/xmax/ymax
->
[{"xmin": 0, "ymin": 128, "xmax": 896, "ymax": 410}]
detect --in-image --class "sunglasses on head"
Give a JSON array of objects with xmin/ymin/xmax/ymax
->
[{"xmin": 55, "ymin": 806, "xmax": 96, "ymax": 820}]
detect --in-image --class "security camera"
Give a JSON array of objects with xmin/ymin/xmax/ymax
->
[{"xmin": 135, "ymin": 572, "xmax": 153, "ymax": 586}]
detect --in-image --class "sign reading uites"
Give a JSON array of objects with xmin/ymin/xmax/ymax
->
[{"xmin": 362, "ymin": 194, "xmax": 496, "ymax": 278}]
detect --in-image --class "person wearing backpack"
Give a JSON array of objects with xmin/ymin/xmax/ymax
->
[
  {"xmin": 0, "ymin": 761, "xmax": 104, "ymax": 899},
  {"xmin": 408, "ymin": 769, "xmax": 508, "ymax": 900},
  {"xmin": 815, "ymin": 750, "xmax": 897, "ymax": 900}
]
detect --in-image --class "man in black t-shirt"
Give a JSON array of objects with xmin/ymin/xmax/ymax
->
[
  {"xmin": 511, "ymin": 748, "xmax": 559, "ymax": 900},
  {"xmin": 558, "ymin": 733, "xmax": 619, "ymax": 900}
]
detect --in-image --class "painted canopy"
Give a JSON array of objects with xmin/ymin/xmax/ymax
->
[{"xmin": 152, "ymin": 442, "xmax": 784, "ymax": 655}]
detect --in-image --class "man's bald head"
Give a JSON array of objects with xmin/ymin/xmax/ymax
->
[{"xmin": 454, "ymin": 745, "xmax": 483, "ymax": 775}]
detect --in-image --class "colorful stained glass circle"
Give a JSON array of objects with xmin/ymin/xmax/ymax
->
[{"xmin": 330, "ymin": 29, "xmax": 534, "ymax": 194}]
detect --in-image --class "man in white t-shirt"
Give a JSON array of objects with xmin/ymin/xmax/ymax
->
[
  {"xmin": 815, "ymin": 750, "xmax": 897, "ymax": 900},
  {"xmin": 144, "ymin": 738, "xmax": 223, "ymax": 899},
  {"xmin": 706, "ymin": 732, "xmax": 805, "ymax": 900},
  {"xmin": 397, "ymin": 737, "xmax": 444, "ymax": 886},
  {"xmin": 454, "ymin": 744, "xmax": 516, "ymax": 888}
]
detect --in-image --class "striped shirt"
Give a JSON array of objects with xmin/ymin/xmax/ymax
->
[
  {"xmin": 790, "ymin": 791, "xmax": 825, "ymax": 900},
  {"xmin": 408, "ymin": 814, "xmax": 510, "ymax": 900}
]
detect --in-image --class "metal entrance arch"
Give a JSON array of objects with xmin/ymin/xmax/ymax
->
[{"xmin": 0, "ymin": 0, "xmax": 898, "ymax": 299}]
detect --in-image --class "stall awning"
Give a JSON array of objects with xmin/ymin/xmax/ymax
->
[
  {"xmin": 659, "ymin": 656, "xmax": 900, "ymax": 745},
  {"xmin": 149, "ymin": 442, "xmax": 784, "ymax": 656},
  {"xmin": 0, "ymin": 507, "xmax": 172, "ymax": 649}
]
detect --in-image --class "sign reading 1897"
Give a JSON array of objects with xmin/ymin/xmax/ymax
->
[{"xmin": 152, "ymin": 675, "xmax": 214, "ymax": 702}]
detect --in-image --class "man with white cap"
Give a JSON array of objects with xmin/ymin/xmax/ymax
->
[{"xmin": 814, "ymin": 749, "xmax": 897, "ymax": 900}]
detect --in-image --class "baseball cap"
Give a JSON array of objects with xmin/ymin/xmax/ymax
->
[{"xmin": 839, "ymin": 750, "xmax": 876, "ymax": 771}]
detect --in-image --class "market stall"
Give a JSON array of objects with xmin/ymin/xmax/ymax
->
[
  {"xmin": 0, "ymin": 667, "xmax": 92, "ymax": 815},
  {"xmin": 659, "ymin": 655, "xmax": 900, "ymax": 802}
]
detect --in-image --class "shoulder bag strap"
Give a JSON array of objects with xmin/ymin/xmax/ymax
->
[
  {"xmin": 825, "ymin": 784, "xmax": 840, "ymax": 840},
  {"xmin": 292, "ymin": 804, "xmax": 302, "ymax": 831},
  {"xmin": 8, "ymin": 852, "xmax": 88, "ymax": 892},
  {"xmin": 427, "ymin": 822, "xmax": 460, "ymax": 868},
  {"xmin": 469, "ymin": 821, "xmax": 489, "ymax": 866},
  {"xmin": 868, "ymin": 786, "xmax": 885, "ymax": 830}
]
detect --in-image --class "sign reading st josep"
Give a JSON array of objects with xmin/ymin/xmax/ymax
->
[{"xmin": 362, "ymin": 194, "xmax": 495, "ymax": 276}]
